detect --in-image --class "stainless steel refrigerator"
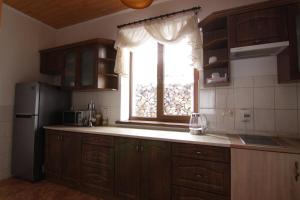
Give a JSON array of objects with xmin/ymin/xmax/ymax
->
[{"xmin": 12, "ymin": 82, "xmax": 70, "ymax": 182}]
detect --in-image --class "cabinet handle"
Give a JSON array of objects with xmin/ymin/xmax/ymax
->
[
  {"xmin": 195, "ymin": 174, "xmax": 206, "ymax": 179},
  {"xmin": 295, "ymin": 162, "xmax": 299, "ymax": 182},
  {"xmin": 140, "ymin": 145, "xmax": 144, "ymax": 152},
  {"xmin": 196, "ymin": 151, "xmax": 206, "ymax": 155},
  {"xmin": 136, "ymin": 144, "xmax": 140, "ymax": 152}
]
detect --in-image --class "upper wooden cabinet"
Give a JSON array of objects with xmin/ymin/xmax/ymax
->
[
  {"xmin": 278, "ymin": 3, "xmax": 300, "ymax": 83},
  {"xmin": 228, "ymin": 6, "xmax": 289, "ymax": 48},
  {"xmin": 40, "ymin": 39, "xmax": 118, "ymax": 91}
]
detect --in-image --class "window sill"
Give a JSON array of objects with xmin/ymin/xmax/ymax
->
[{"xmin": 115, "ymin": 120, "xmax": 189, "ymax": 132}]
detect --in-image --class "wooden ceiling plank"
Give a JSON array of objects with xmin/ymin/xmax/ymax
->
[{"xmin": 3, "ymin": 0, "xmax": 127, "ymax": 28}]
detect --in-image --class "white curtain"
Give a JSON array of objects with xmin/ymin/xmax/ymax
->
[{"xmin": 114, "ymin": 12, "xmax": 203, "ymax": 75}]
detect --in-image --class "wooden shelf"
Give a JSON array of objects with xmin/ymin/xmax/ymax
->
[
  {"xmin": 104, "ymin": 73, "xmax": 118, "ymax": 77},
  {"xmin": 98, "ymin": 58, "xmax": 115, "ymax": 62},
  {"xmin": 203, "ymin": 37, "xmax": 227, "ymax": 50},
  {"xmin": 204, "ymin": 60, "xmax": 229, "ymax": 69}
]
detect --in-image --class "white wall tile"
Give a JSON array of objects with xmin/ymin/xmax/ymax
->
[
  {"xmin": 254, "ymin": 87, "xmax": 275, "ymax": 109},
  {"xmin": 216, "ymin": 109, "xmax": 235, "ymax": 131},
  {"xmin": 234, "ymin": 77, "xmax": 254, "ymax": 88},
  {"xmin": 199, "ymin": 109, "xmax": 217, "ymax": 130},
  {"xmin": 235, "ymin": 109, "xmax": 254, "ymax": 132},
  {"xmin": 254, "ymin": 109, "xmax": 275, "ymax": 132},
  {"xmin": 254, "ymin": 75, "xmax": 275, "ymax": 87},
  {"xmin": 275, "ymin": 110, "xmax": 298, "ymax": 134},
  {"xmin": 275, "ymin": 87, "xmax": 298, "ymax": 109},
  {"xmin": 199, "ymin": 89, "xmax": 216, "ymax": 109},
  {"xmin": 234, "ymin": 88, "xmax": 253, "ymax": 109},
  {"xmin": 216, "ymin": 89, "xmax": 234, "ymax": 109}
]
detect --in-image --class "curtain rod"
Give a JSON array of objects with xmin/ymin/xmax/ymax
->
[{"xmin": 117, "ymin": 6, "xmax": 201, "ymax": 29}]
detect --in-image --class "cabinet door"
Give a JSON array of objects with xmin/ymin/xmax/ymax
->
[
  {"xmin": 278, "ymin": 4, "xmax": 300, "ymax": 83},
  {"xmin": 45, "ymin": 132, "xmax": 63, "ymax": 180},
  {"xmin": 40, "ymin": 51, "xmax": 63, "ymax": 75},
  {"xmin": 140, "ymin": 140, "xmax": 171, "ymax": 200},
  {"xmin": 115, "ymin": 138, "xmax": 141, "ymax": 200},
  {"xmin": 79, "ymin": 46, "xmax": 97, "ymax": 88},
  {"xmin": 62, "ymin": 49, "xmax": 78, "ymax": 88},
  {"xmin": 229, "ymin": 7, "xmax": 288, "ymax": 47},
  {"xmin": 61, "ymin": 132, "xmax": 81, "ymax": 186},
  {"xmin": 231, "ymin": 149, "xmax": 300, "ymax": 200}
]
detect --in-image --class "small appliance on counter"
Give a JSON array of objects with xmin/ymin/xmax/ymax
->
[
  {"xmin": 12, "ymin": 82, "xmax": 71, "ymax": 182},
  {"xmin": 63, "ymin": 110, "xmax": 85, "ymax": 126},
  {"xmin": 189, "ymin": 113, "xmax": 208, "ymax": 135}
]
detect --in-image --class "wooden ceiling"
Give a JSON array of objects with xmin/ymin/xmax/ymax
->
[{"xmin": 3, "ymin": 0, "xmax": 129, "ymax": 29}]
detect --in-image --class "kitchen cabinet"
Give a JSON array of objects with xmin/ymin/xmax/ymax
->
[
  {"xmin": 115, "ymin": 137, "xmax": 171, "ymax": 200},
  {"xmin": 40, "ymin": 38, "xmax": 118, "ymax": 91},
  {"xmin": 172, "ymin": 143, "xmax": 230, "ymax": 200},
  {"xmin": 231, "ymin": 148, "xmax": 300, "ymax": 200},
  {"xmin": 45, "ymin": 130, "xmax": 81, "ymax": 186},
  {"xmin": 40, "ymin": 51, "xmax": 64, "ymax": 75},
  {"xmin": 228, "ymin": 6, "xmax": 288, "ymax": 48},
  {"xmin": 81, "ymin": 135, "xmax": 114, "ymax": 196},
  {"xmin": 278, "ymin": 3, "xmax": 300, "ymax": 83}
]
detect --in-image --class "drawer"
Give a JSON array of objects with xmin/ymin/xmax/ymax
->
[
  {"xmin": 82, "ymin": 135, "xmax": 114, "ymax": 147},
  {"xmin": 81, "ymin": 165, "xmax": 113, "ymax": 194},
  {"xmin": 82, "ymin": 144, "xmax": 114, "ymax": 166},
  {"xmin": 172, "ymin": 143, "xmax": 230, "ymax": 163},
  {"xmin": 173, "ymin": 157, "xmax": 230, "ymax": 195},
  {"xmin": 172, "ymin": 186, "xmax": 229, "ymax": 200}
]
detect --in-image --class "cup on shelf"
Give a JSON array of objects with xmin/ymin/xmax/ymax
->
[
  {"xmin": 208, "ymin": 56, "xmax": 218, "ymax": 64},
  {"xmin": 98, "ymin": 46, "xmax": 107, "ymax": 58}
]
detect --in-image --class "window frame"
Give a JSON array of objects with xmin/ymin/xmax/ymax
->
[{"xmin": 129, "ymin": 43, "xmax": 199, "ymax": 123}]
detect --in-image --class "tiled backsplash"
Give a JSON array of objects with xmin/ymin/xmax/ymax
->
[
  {"xmin": 199, "ymin": 75, "xmax": 300, "ymax": 138},
  {"xmin": 0, "ymin": 105, "xmax": 13, "ymax": 180}
]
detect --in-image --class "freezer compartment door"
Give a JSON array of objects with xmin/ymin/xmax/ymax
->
[
  {"xmin": 12, "ymin": 115, "xmax": 38, "ymax": 181},
  {"xmin": 14, "ymin": 82, "xmax": 39, "ymax": 115}
]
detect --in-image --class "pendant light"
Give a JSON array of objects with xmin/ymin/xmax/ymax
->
[{"xmin": 120, "ymin": 0, "xmax": 153, "ymax": 9}]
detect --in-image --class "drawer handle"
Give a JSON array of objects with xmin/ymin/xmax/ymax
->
[
  {"xmin": 195, "ymin": 174, "xmax": 206, "ymax": 179},
  {"xmin": 195, "ymin": 151, "xmax": 206, "ymax": 155}
]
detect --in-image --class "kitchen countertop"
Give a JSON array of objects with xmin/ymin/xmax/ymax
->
[{"xmin": 44, "ymin": 126, "xmax": 300, "ymax": 153}]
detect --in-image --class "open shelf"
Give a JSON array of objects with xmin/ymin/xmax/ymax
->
[
  {"xmin": 203, "ymin": 37, "xmax": 228, "ymax": 50},
  {"xmin": 204, "ymin": 60, "xmax": 229, "ymax": 69}
]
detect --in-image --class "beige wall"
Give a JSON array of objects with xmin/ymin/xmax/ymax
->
[
  {"xmin": 0, "ymin": 5, "xmax": 56, "ymax": 180},
  {"xmin": 58, "ymin": 0, "xmax": 265, "ymax": 124}
]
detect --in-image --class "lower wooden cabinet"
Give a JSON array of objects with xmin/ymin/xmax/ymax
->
[
  {"xmin": 172, "ymin": 143, "xmax": 230, "ymax": 200},
  {"xmin": 115, "ymin": 137, "xmax": 171, "ymax": 200},
  {"xmin": 45, "ymin": 130, "xmax": 81, "ymax": 186},
  {"xmin": 45, "ymin": 130, "xmax": 231, "ymax": 200},
  {"xmin": 231, "ymin": 148, "xmax": 300, "ymax": 200},
  {"xmin": 172, "ymin": 186, "xmax": 229, "ymax": 200}
]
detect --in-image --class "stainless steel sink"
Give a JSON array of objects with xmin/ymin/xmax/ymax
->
[{"xmin": 240, "ymin": 135, "xmax": 281, "ymax": 146}]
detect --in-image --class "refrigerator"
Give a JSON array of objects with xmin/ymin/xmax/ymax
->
[{"xmin": 12, "ymin": 82, "xmax": 71, "ymax": 182}]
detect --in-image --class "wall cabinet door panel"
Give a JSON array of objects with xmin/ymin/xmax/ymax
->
[{"xmin": 229, "ymin": 7, "xmax": 288, "ymax": 48}]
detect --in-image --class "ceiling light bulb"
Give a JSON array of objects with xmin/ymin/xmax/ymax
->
[{"xmin": 120, "ymin": 0, "xmax": 154, "ymax": 9}]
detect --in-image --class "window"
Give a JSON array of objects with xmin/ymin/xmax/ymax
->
[{"xmin": 130, "ymin": 40, "xmax": 198, "ymax": 123}]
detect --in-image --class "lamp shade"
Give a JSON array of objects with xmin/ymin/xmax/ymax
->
[{"xmin": 120, "ymin": 0, "xmax": 153, "ymax": 9}]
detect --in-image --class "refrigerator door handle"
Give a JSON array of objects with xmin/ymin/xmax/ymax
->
[{"xmin": 16, "ymin": 114, "xmax": 37, "ymax": 118}]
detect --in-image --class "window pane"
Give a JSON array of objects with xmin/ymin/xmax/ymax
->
[
  {"xmin": 163, "ymin": 40, "xmax": 194, "ymax": 116},
  {"xmin": 131, "ymin": 42, "xmax": 157, "ymax": 118}
]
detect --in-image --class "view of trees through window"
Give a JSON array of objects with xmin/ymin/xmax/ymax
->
[{"xmin": 131, "ymin": 40, "xmax": 195, "ymax": 121}]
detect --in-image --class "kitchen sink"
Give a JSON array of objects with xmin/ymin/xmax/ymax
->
[{"xmin": 240, "ymin": 135, "xmax": 281, "ymax": 147}]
